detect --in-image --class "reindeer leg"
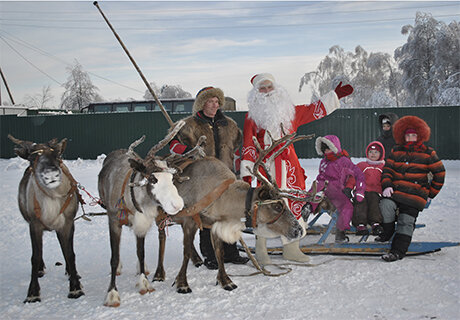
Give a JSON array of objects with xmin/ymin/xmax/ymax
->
[
  {"xmin": 174, "ymin": 222, "xmax": 194, "ymax": 294},
  {"xmin": 136, "ymin": 236, "xmax": 154, "ymax": 295},
  {"xmin": 104, "ymin": 218, "xmax": 122, "ymax": 307},
  {"xmin": 190, "ymin": 235, "xmax": 203, "ymax": 268},
  {"xmin": 153, "ymin": 226, "xmax": 166, "ymax": 282},
  {"xmin": 56, "ymin": 223, "xmax": 84, "ymax": 299},
  {"xmin": 24, "ymin": 223, "xmax": 43, "ymax": 303},
  {"xmin": 212, "ymin": 233, "xmax": 237, "ymax": 291}
]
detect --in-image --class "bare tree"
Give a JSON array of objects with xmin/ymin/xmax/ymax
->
[
  {"xmin": 24, "ymin": 85, "xmax": 54, "ymax": 109},
  {"xmin": 60, "ymin": 60, "xmax": 102, "ymax": 110},
  {"xmin": 143, "ymin": 82, "xmax": 191, "ymax": 100}
]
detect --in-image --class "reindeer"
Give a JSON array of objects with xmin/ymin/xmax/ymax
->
[
  {"xmin": 8, "ymin": 134, "xmax": 84, "ymax": 303},
  {"xmin": 153, "ymin": 131, "xmax": 319, "ymax": 293},
  {"xmin": 98, "ymin": 120, "xmax": 203, "ymax": 307}
]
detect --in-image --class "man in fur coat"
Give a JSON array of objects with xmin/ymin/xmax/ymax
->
[
  {"xmin": 240, "ymin": 73, "xmax": 354, "ymax": 265},
  {"xmin": 378, "ymin": 115, "xmax": 445, "ymax": 261},
  {"xmin": 169, "ymin": 86, "xmax": 249, "ymax": 269}
]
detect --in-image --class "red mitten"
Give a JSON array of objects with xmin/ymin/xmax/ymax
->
[{"xmin": 334, "ymin": 81, "xmax": 354, "ymax": 99}]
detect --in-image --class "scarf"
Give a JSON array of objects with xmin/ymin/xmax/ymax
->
[
  {"xmin": 404, "ymin": 141, "xmax": 426, "ymax": 152},
  {"xmin": 325, "ymin": 149, "xmax": 350, "ymax": 161}
]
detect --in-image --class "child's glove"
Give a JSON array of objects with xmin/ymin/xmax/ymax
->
[
  {"xmin": 354, "ymin": 193, "xmax": 365, "ymax": 203},
  {"xmin": 383, "ymin": 187, "xmax": 394, "ymax": 198},
  {"xmin": 424, "ymin": 198, "xmax": 432, "ymax": 209}
]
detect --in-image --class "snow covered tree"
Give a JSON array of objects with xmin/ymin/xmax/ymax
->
[
  {"xmin": 299, "ymin": 45, "xmax": 402, "ymax": 108},
  {"xmin": 24, "ymin": 85, "xmax": 54, "ymax": 109},
  {"xmin": 60, "ymin": 60, "xmax": 102, "ymax": 110},
  {"xmin": 143, "ymin": 83, "xmax": 191, "ymax": 100},
  {"xmin": 395, "ymin": 12, "xmax": 460, "ymax": 106}
]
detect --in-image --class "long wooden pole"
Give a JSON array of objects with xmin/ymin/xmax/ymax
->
[
  {"xmin": 93, "ymin": 1, "xmax": 174, "ymax": 127},
  {"xmin": 0, "ymin": 67, "xmax": 15, "ymax": 105}
]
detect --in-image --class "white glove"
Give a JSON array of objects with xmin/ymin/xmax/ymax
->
[{"xmin": 383, "ymin": 187, "xmax": 394, "ymax": 198}]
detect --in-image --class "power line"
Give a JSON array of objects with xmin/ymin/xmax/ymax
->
[
  {"xmin": 0, "ymin": 35, "xmax": 62, "ymax": 85},
  {"xmin": 1, "ymin": 13, "xmax": 458, "ymax": 31},
  {"xmin": 0, "ymin": 31, "xmax": 145, "ymax": 95},
  {"xmin": 0, "ymin": 3, "xmax": 457, "ymax": 23}
]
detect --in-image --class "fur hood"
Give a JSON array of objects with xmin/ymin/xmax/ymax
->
[
  {"xmin": 192, "ymin": 87, "xmax": 225, "ymax": 114},
  {"xmin": 393, "ymin": 115, "xmax": 431, "ymax": 145},
  {"xmin": 315, "ymin": 135, "xmax": 341, "ymax": 156}
]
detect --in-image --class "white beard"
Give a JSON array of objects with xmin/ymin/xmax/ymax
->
[{"xmin": 247, "ymin": 85, "xmax": 296, "ymax": 139}]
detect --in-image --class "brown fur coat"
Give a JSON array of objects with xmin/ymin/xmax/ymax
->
[{"xmin": 176, "ymin": 110, "xmax": 242, "ymax": 171}]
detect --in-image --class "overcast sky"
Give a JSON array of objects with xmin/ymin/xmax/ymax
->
[{"xmin": 1, "ymin": 0, "xmax": 459, "ymax": 110}]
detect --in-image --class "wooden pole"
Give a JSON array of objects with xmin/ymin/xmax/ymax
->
[
  {"xmin": 0, "ymin": 67, "xmax": 15, "ymax": 105},
  {"xmin": 93, "ymin": 1, "xmax": 174, "ymax": 127}
]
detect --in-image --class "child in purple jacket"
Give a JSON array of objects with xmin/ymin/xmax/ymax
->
[{"xmin": 312, "ymin": 135, "xmax": 366, "ymax": 242}]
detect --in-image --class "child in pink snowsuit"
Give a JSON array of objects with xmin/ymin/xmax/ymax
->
[{"xmin": 312, "ymin": 135, "xmax": 366, "ymax": 242}]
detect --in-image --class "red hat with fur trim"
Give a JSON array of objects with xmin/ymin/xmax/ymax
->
[{"xmin": 392, "ymin": 115, "xmax": 431, "ymax": 145}]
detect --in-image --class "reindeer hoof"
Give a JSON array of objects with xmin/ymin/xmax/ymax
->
[
  {"xmin": 68, "ymin": 290, "xmax": 84, "ymax": 299},
  {"xmin": 37, "ymin": 270, "xmax": 45, "ymax": 278},
  {"xmin": 24, "ymin": 296, "xmax": 41, "ymax": 303},
  {"xmin": 104, "ymin": 288, "xmax": 121, "ymax": 307},
  {"xmin": 223, "ymin": 283, "xmax": 238, "ymax": 291},
  {"xmin": 177, "ymin": 287, "xmax": 192, "ymax": 294},
  {"xmin": 194, "ymin": 261, "xmax": 203, "ymax": 268}
]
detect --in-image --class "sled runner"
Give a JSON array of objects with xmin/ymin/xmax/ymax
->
[{"xmin": 241, "ymin": 211, "xmax": 460, "ymax": 256}]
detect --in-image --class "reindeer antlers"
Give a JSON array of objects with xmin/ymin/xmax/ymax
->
[
  {"xmin": 248, "ymin": 129, "xmax": 319, "ymax": 203},
  {"xmin": 145, "ymin": 120, "xmax": 185, "ymax": 160}
]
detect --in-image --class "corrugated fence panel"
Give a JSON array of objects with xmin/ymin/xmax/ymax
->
[{"xmin": 1, "ymin": 106, "xmax": 459, "ymax": 160}]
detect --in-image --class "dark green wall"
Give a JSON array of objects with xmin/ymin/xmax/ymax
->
[{"xmin": 1, "ymin": 106, "xmax": 458, "ymax": 160}]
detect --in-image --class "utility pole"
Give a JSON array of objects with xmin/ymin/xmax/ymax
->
[{"xmin": 0, "ymin": 67, "xmax": 15, "ymax": 105}]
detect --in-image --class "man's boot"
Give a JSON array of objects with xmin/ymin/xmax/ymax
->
[
  {"xmin": 282, "ymin": 239, "xmax": 310, "ymax": 262},
  {"xmin": 199, "ymin": 228, "xmax": 218, "ymax": 270},
  {"xmin": 223, "ymin": 242, "xmax": 249, "ymax": 264},
  {"xmin": 375, "ymin": 222, "xmax": 395, "ymax": 242},
  {"xmin": 255, "ymin": 236, "xmax": 271, "ymax": 265}
]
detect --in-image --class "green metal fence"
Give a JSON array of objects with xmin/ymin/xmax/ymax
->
[{"xmin": 1, "ymin": 106, "xmax": 458, "ymax": 160}]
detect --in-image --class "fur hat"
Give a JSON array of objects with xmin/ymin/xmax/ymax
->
[
  {"xmin": 393, "ymin": 115, "xmax": 431, "ymax": 145},
  {"xmin": 315, "ymin": 135, "xmax": 341, "ymax": 156},
  {"xmin": 250, "ymin": 73, "xmax": 275, "ymax": 88},
  {"xmin": 192, "ymin": 86, "xmax": 225, "ymax": 114}
]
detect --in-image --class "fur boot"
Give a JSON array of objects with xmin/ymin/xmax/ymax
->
[
  {"xmin": 255, "ymin": 236, "xmax": 272, "ymax": 265},
  {"xmin": 282, "ymin": 239, "xmax": 310, "ymax": 262}
]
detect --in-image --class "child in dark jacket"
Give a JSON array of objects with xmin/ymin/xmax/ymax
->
[
  {"xmin": 345, "ymin": 141, "xmax": 385, "ymax": 236},
  {"xmin": 310, "ymin": 135, "xmax": 366, "ymax": 243},
  {"xmin": 378, "ymin": 116, "xmax": 445, "ymax": 262}
]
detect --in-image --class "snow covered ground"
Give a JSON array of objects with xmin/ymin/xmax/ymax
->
[{"xmin": 0, "ymin": 156, "xmax": 459, "ymax": 320}]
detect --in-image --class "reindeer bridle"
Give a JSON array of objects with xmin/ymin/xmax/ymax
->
[{"xmin": 244, "ymin": 187, "xmax": 286, "ymax": 228}]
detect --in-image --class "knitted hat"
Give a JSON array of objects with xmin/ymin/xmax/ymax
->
[
  {"xmin": 366, "ymin": 141, "xmax": 385, "ymax": 161},
  {"xmin": 382, "ymin": 117, "xmax": 391, "ymax": 125},
  {"xmin": 405, "ymin": 128, "xmax": 417, "ymax": 135},
  {"xmin": 192, "ymin": 86, "xmax": 225, "ymax": 114},
  {"xmin": 250, "ymin": 73, "xmax": 275, "ymax": 88}
]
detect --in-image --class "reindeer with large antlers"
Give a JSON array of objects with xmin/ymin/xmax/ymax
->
[
  {"xmin": 98, "ymin": 120, "xmax": 201, "ymax": 307},
  {"xmin": 8, "ymin": 134, "xmax": 84, "ymax": 303},
  {"xmin": 152, "ymin": 131, "xmax": 320, "ymax": 293}
]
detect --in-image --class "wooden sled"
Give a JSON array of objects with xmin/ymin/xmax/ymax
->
[{"xmin": 241, "ymin": 211, "xmax": 460, "ymax": 256}]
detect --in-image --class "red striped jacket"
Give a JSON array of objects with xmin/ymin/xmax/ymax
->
[{"xmin": 381, "ymin": 143, "xmax": 445, "ymax": 211}]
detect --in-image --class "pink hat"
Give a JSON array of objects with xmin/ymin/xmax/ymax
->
[
  {"xmin": 405, "ymin": 128, "xmax": 417, "ymax": 135},
  {"xmin": 250, "ymin": 73, "xmax": 275, "ymax": 88}
]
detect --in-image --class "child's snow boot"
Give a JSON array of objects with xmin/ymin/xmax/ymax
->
[
  {"xmin": 356, "ymin": 224, "xmax": 369, "ymax": 236},
  {"xmin": 371, "ymin": 223, "xmax": 384, "ymax": 236},
  {"xmin": 335, "ymin": 230, "xmax": 349, "ymax": 243}
]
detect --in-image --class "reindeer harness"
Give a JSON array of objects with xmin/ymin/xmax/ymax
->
[{"xmin": 30, "ymin": 155, "xmax": 84, "ymax": 222}]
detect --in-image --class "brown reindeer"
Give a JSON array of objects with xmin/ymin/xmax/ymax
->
[
  {"xmin": 98, "ymin": 120, "xmax": 206, "ymax": 307},
  {"xmin": 8, "ymin": 134, "xmax": 84, "ymax": 303},
  {"xmin": 153, "ymin": 131, "xmax": 318, "ymax": 293}
]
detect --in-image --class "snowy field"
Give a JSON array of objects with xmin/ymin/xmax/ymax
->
[{"xmin": 0, "ymin": 156, "xmax": 459, "ymax": 320}]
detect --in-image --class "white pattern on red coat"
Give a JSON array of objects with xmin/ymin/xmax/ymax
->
[{"xmin": 241, "ymin": 93, "xmax": 339, "ymax": 219}]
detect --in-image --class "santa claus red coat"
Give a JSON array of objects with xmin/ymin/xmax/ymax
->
[{"xmin": 241, "ymin": 93, "xmax": 340, "ymax": 219}]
